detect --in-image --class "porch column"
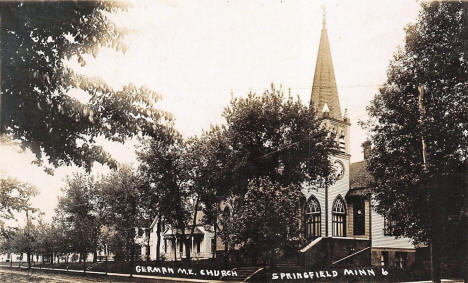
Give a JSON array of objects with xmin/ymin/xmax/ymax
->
[{"xmin": 191, "ymin": 236, "xmax": 194, "ymax": 257}]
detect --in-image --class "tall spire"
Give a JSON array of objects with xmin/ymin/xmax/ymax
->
[{"xmin": 310, "ymin": 6, "xmax": 342, "ymax": 120}]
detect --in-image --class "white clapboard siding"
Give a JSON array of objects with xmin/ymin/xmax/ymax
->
[
  {"xmin": 327, "ymin": 155, "xmax": 350, "ymax": 236},
  {"xmin": 302, "ymin": 155, "xmax": 350, "ymax": 237},
  {"xmin": 371, "ymin": 210, "xmax": 415, "ymax": 249}
]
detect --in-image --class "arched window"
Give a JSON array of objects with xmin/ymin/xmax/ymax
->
[
  {"xmin": 304, "ymin": 196, "xmax": 321, "ymax": 240},
  {"xmin": 332, "ymin": 196, "xmax": 346, "ymax": 237}
]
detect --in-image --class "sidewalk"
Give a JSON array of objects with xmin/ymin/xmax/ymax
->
[{"xmin": 0, "ymin": 265, "xmax": 242, "ymax": 283}]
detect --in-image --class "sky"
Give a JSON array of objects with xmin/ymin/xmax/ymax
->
[{"xmin": 0, "ymin": 0, "xmax": 421, "ymax": 221}]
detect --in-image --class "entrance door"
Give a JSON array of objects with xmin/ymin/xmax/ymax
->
[{"xmin": 353, "ymin": 199, "xmax": 365, "ymax": 235}]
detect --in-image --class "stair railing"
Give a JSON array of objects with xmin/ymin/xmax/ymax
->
[
  {"xmin": 299, "ymin": 237, "xmax": 323, "ymax": 253},
  {"xmin": 331, "ymin": 246, "xmax": 370, "ymax": 265}
]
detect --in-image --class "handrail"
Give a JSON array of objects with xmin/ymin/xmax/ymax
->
[
  {"xmin": 243, "ymin": 267, "xmax": 264, "ymax": 282},
  {"xmin": 299, "ymin": 237, "xmax": 323, "ymax": 253},
  {"xmin": 331, "ymin": 246, "xmax": 370, "ymax": 265}
]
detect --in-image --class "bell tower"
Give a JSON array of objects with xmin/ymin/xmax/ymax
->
[
  {"xmin": 303, "ymin": 6, "xmax": 351, "ymax": 238},
  {"xmin": 310, "ymin": 7, "xmax": 350, "ymax": 155}
]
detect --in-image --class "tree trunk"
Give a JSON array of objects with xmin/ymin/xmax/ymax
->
[
  {"xmin": 27, "ymin": 251, "xmax": 31, "ymax": 269},
  {"xmin": 224, "ymin": 241, "xmax": 228, "ymax": 264},
  {"xmin": 83, "ymin": 253, "xmax": 86, "ymax": 273},
  {"xmin": 463, "ymin": 160, "xmax": 468, "ymax": 283},
  {"xmin": 130, "ymin": 239, "xmax": 135, "ymax": 277},
  {"xmin": 93, "ymin": 250, "xmax": 97, "ymax": 263},
  {"xmin": 213, "ymin": 219, "xmax": 217, "ymax": 259},
  {"xmin": 156, "ymin": 217, "xmax": 161, "ymax": 261},
  {"xmin": 430, "ymin": 180, "xmax": 442, "ymax": 283}
]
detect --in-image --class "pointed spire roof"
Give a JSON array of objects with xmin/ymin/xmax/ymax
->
[{"xmin": 310, "ymin": 8, "xmax": 342, "ymax": 120}]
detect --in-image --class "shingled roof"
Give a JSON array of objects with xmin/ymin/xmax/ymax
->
[
  {"xmin": 310, "ymin": 12, "xmax": 342, "ymax": 120},
  {"xmin": 347, "ymin": 160, "xmax": 373, "ymax": 199},
  {"xmin": 349, "ymin": 160, "xmax": 373, "ymax": 189}
]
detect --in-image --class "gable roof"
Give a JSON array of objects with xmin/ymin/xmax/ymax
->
[
  {"xmin": 347, "ymin": 160, "xmax": 373, "ymax": 199},
  {"xmin": 349, "ymin": 160, "xmax": 373, "ymax": 189}
]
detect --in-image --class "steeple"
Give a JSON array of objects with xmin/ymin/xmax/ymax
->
[{"xmin": 310, "ymin": 7, "xmax": 342, "ymax": 120}]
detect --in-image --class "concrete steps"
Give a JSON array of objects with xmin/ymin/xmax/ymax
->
[{"xmin": 275, "ymin": 255, "xmax": 302, "ymax": 271}]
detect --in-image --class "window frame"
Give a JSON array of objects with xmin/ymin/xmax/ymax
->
[
  {"xmin": 304, "ymin": 196, "xmax": 321, "ymax": 239},
  {"xmin": 332, "ymin": 195, "xmax": 346, "ymax": 237},
  {"xmin": 383, "ymin": 216, "xmax": 396, "ymax": 236}
]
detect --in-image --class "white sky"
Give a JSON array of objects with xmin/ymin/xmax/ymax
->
[{"xmin": 0, "ymin": 0, "xmax": 421, "ymax": 221}]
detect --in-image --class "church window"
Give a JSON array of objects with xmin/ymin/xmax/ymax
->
[
  {"xmin": 332, "ymin": 196, "xmax": 346, "ymax": 237},
  {"xmin": 304, "ymin": 196, "xmax": 321, "ymax": 239}
]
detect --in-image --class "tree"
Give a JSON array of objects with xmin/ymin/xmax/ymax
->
[
  {"xmin": 0, "ymin": 224, "xmax": 18, "ymax": 262},
  {"xmin": 0, "ymin": 1, "xmax": 165, "ymax": 170},
  {"xmin": 222, "ymin": 85, "xmax": 335, "ymax": 193},
  {"xmin": 364, "ymin": 2, "xmax": 468, "ymax": 281},
  {"xmin": 0, "ymin": 176, "xmax": 38, "ymax": 220},
  {"xmin": 34, "ymin": 218, "xmax": 70, "ymax": 265},
  {"xmin": 181, "ymin": 127, "xmax": 232, "ymax": 261},
  {"xmin": 0, "ymin": 176, "xmax": 38, "ymax": 266},
  {"xmin": 184, "ymin": 86, "xmax": 335, "ymax": 261},
  {"xmin": 96, "ymin": 166, "xmax": 155, "ymax": 273},
  {"xmin": 227, "ymin": 177, "xmax": 301, "ymax": 266},
  {"xmin": 137, "ymin": 126, "xmax": 190, "ymax": 261},
  {"xmin": 0, "ymin": 211, "xmax": 42, "ymax": 267},
  {"xmin": 56, "ymin": 173, "xmax": 100, "ymax": 269},
  {"xmin": 3, "ymin": 227, "xmax": 30, "ymax": 262}
]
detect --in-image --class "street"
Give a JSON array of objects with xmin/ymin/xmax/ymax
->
[
  {"xmin": 0, "ymin": 268, "xmax": 203, "ymax": 283},
  {"xmin": 0, "ymin": 269, "xmax": 108, "ymax": 282}
]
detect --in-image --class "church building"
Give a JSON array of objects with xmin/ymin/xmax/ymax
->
[
  {"xmin": 144, "ymin": 11, "xmax": 418, "ymax": 270},
  {"xmin": 298, "ymin": 11, "xmax": 416, "ymax": 268}
]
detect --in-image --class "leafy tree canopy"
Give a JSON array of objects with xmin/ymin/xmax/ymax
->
[
  {"xmin": 0, "ymin": 176, "xmax": 37, "ymax": 220},
  {"xmin": 186, "ymin": 86, "xmax": 336, "ymax": 228},
  {"xmin": 137, "ymin": 125, "xmax": 189, "ymax": 229},
  {"xmin": 228, "ymin": 177, "xmax": 301, "ymax": 265},
  {"xmin": 365, "ymin": 1, "xmax": 468, "ymax": 243},
  {"xmin": 223, "ymin": 85, "xmax": 335, "ymax": 193},
  {"xmin": 56, "ymin": 173, "xmax": 100, "ymax": 257},
  {"xmin": 0, "ymin": 1, "xmax": 165, "ymax": 171},
  {"xmin": 96, "ymin": 165, "xmax": 152, "ymax": 261}
]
